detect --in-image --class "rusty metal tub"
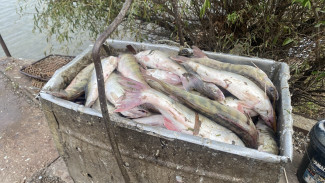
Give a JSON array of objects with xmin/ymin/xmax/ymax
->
[{"xmin": 40, "ymin": 39, "xmax": 293, "ymax": 183}]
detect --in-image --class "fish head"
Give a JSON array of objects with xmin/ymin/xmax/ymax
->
[{"xmin": 266, "ymin": 86, "xmax": 279, "ymax": 101}]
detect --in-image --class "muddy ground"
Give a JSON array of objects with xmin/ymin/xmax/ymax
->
[{"xmin": 0, "ymin": 71, "xmax": 58, "ymax": 182}]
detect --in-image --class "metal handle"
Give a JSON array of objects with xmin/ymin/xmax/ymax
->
[{"xmin": 92, "ymin": 0, "xmax": 133, "ymax": 182}]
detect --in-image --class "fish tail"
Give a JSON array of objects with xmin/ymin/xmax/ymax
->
[
  {"xmin": 126, "ymin": 45, "xmax": 137, "ymax": 54},
  {"xmin": 192, "ymin": 46, "xmax": 207, "ymax": 58},
  {"xmin": 115, "ymin": 77, "xmax": 148, "ymax": 112},
  {"xmin": 84, "ymin": 84, "xmax": 97, "ymax": 107},
  {"xmin": 170, "ymin": 55, "xmax": 190, "ymax": 63}
]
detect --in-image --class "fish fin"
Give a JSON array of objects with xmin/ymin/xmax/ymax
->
[
  {"xmin": 126, "ymin": 45, "xmax": 137, "ymax": 54},
  {"xmin": 170, "ymin": 55, "xmax": 190, "ymax": 63},
  {"xmin": 192, "ymin": 46, "xmax": 207, "ymax": 58},
  {"xmin": 163, "ymin": 117, "xmax": 182, "ymax": 132},
  {"xmin": 114, "ymin": 77, "xmax": 148, "ymax": 112}
]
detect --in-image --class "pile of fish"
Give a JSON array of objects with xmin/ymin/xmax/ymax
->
[{"xmin": 50, "ymin": 46, "xmax": 279, "ymax": 155}]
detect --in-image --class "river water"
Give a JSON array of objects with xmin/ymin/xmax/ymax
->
[
  {"xmin": 0, "ymin": 0, "xmax": 92, "ymax": 60},
  {"xmin": 0, "ymin": 0, "xmax": 170, "ymax": 60}
]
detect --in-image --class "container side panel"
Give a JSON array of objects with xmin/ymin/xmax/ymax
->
[
  {"xmin": 40, "ymin": 97, "xmax": 65, "ymax": 157},
  {"xmin": 48, "ymin": 99, "xmax": 281, "ymax": 182},
  {"xmin": 274, "ymin": 63, "xmax": 293, "ymax": 161}
]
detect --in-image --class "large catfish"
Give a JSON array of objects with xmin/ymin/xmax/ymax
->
[
  {"xmin": 171, "ymin": 46, "xmax": 278, "ymax": 102},
  {"xmin": 135, "ymin": 50, "xmax": 223, "ymax": 100},
  {"xmin": 105, "ymin": 72, "xmax": 151, "ymax": 118},
  {"xmin": 179, "ymin": 61, "xmax": 276, "ymax": 131},
  {"xmin": 50, "ymin": 63, "xmax": 94, "ymax": 100},
  {"xmin": 146, "ymin": 78, "xmax": 258, "ymax": 148},
  {"xmin": 115, "ymin": 77, "xmax": 245, "ymax": 147}
]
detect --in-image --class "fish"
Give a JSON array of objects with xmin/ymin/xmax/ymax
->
[
  {"xmin": 256, "ymin": 119, "xmax": 278, "ymax": 155},
  {"xmin": 171, "ymin": 46, "xmax": 278, "ymax": 102},
  {"xmin": 147, "ymin": 78, "xmax": 258, "ymax": 148},
  {"xmin": 135, "ymin": 50, "xmax": 200, "ymax": 90},
  {"xmin": 178, "ymin": 61, "xmax": 276, "ymax": 131},
  {"xmin": 135, "ymin": 50, "xmax": 224, "ymax": 100},
  {"xmin": 144, "ymin": 69, "xmax": 181, "ymax": 85},
  {"xmin": 105, "ymin": 72, "xmax": 151, "ymax": 118},
  {"xmin": 133, "ymin": 115, "xmax": 166, "ymax": 127},
  {"xmin": 49, "ymin": 63, "xmax": 94, "ymax": 100},
  {"xmin": 92, "ymin": 98, "xmax": 102, "ymax": 112},
  {"xmin": 118, "ymin": 54, "xmax": 148, "ymax": 85},
  {"xmin": 85, "ymin": 56, "xmax": 118, "ymax": 107},
  {"xmin": 115, "ymin": 77, "xmax": 245, "ymax": 147},
  {"xmin": 221, "ymin": 97, "xmax": 259, "ymax": 117},
  {"xmin": 182, "ymin": 62, "xmax": 225, "ymax": 101}
]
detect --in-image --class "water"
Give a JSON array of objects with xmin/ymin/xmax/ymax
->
[{"xmin": 0, "ymin": 0, "xmax": 92, "ymax": 60}]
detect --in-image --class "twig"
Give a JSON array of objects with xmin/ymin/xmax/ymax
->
[{"xmin": 283, "ymin": 168, "xmax": 289, "ymax": 183}]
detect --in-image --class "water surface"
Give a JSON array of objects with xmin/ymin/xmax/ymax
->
[{"xmin": 0, "ymin": 0, "xmax": 92, "ymax": 60}]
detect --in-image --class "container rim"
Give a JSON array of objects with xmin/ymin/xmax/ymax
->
[{"xmin": 41, "ymin": 39, "xmax": 293, "ymax": 164}]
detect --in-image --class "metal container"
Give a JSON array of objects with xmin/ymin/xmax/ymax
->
[{"xmin": 40, "ymin": 39, "xmax": 293, "ymax": 183}]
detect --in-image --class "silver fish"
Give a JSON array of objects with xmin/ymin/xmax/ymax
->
[
  {"xmin": 105, "ymin": 72, "xmax": 151, "ymax": 118},
  {"xmin": 147, "ymin": 78, "xmax": 258, "ymax": 148},
  {"xmin": 184, "ymin": 61, "xmax": 276, "ymax": 131},
  {"xmin": 144, "ymin": 69, "xmax": 181, "ymax": 85},
  {"xmin": 115, "ymin": 77, "xmax": 245, "ymax": 147},
  {"xmin": 118, "ymin": 54, "xmax": 148, "ymax": 85},
  {"xmin": 172, "ymin": 46, "xmax": 278, "ymax": 101},
  {"xmin": 50, "ymin": 63, "xmax": 94, "ymax": 100},
  {"xmin": 256, "ymin": 119, "xmax": 278, "ymax": 155},
  {"xmin": 135, "ymin": 50, "xmax": 202, "ymax": 91},
  {"xmin": 221, "ymin": 97, "xmax": 258, "ymax": 117},
  {"xmin": 85, "ymin": 56, "xmax": 118, "ymax": 107}
]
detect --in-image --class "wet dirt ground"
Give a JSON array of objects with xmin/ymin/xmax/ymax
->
[{"xmin": 0, "ymin": 71, "xmax": 58, "ymax": 182}]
